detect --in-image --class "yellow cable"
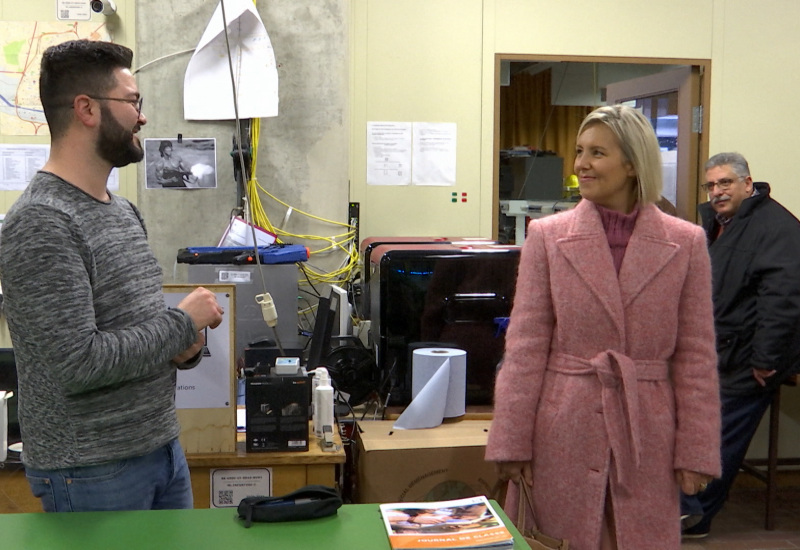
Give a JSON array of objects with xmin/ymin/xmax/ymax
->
[
  {"xmin": 239, "ymin": 2, "xmax": 358, "ymax": 310},
  {"xmin": 243, "ymin": 117, "xmax": 359, "ymax": 291}
]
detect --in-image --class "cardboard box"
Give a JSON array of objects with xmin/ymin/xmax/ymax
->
[{"xmin": 353, "ymin": 420, "xmax": 499, "ymax": 503}]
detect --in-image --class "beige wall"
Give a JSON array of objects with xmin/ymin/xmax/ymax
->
[
  {"xmin": 351, "ymin": 0, "xmax": 800, "ymax": 231},
  {"xmin": 350, "ymin": 0, "xmax": 800, "ymax": 457},
  {"xmin": 708, "ymin": 1, "xmax": 800, "ymax": 209},
  {"xmin": 350, "ymin": 0, "xmax": 486, "ymax": 237},
  {"xmin": 0, "ymin": 0, "xmax": 137, "ymax": 211}
]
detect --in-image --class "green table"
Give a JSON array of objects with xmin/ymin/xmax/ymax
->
[{"xmin": 0, "ymin": 502, "xmax": 529, "ymax": 549}]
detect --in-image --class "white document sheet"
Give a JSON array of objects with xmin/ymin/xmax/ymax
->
[
  {"xmin": 0, "ymin": 144, "xmax": 48, "ymax": 190},
  {"xmin": 366, "ymin": 122, "xmax": 412, "ymax": 186},
  {"xmin": 0, "ymin": 144, "xmax": 118, "ymax": 191},
  {"xmin": 412, "ymin": 122, "xmax": 457, "ymax": 186},
  {"xmin": 184, "ymin": 0, "xmax": 279, "ymax": 120}
]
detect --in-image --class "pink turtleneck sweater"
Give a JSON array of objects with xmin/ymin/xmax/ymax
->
[{"xmin": 595, "ymin": 203, "xmax": 640, "ymax": 274}]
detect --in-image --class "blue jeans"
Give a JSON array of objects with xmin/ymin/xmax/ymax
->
[
  {"xmin": 25, "ymin": 438, "xmax": 193, "ymax": 512},
  {"xmin": 681, "ymin": 390, "xmax": 774, "ymax": 532}
]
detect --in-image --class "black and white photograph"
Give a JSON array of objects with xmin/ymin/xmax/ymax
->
[{"xmin": 144, "ymin": 137, "xmax": 217, "ymax": 190}]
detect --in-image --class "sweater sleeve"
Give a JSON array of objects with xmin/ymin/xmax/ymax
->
[{"xmin": 0, "ymin": 202, "xmax": 197, "ymax": 395}]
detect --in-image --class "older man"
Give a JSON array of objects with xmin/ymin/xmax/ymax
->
[{"xmin": 681, "ymin": 152, "xmax": 800, "ymax": 538}]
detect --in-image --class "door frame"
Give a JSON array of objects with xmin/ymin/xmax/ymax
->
[
  {"xmin": 606, "ymin": 66, "xmax": 702, "ymax": 222},
  {"xmin": 493, "ymin": 54, "xmax": 711, "ymax": 236}
]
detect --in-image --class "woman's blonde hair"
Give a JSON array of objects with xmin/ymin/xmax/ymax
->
[{"xmin": 578, "ymin": 104, "xmax": 663, "ymax": 206}]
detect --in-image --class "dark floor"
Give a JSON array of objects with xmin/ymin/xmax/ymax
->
[{"xmin": 681, "ymin": 482, "xmax": 800, "ymax": 549}]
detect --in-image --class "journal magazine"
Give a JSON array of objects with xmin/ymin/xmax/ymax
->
[{"xmin": 379, "ymin": 495, "xmax": 514, "ymax": 549}]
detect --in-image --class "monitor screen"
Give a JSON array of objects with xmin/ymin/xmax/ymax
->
[
  {"xmin": 306, "ymin": 291, "xmax": 339, "ymax": 369},
  {"xmin": 0, "ymin": 348, "xmax": 19, "ymax": 443}
]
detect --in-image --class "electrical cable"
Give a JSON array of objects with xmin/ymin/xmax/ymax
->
[
  {"xmin": 214, "ymin": 0, "xmax": 360, "ymax": 365},
  {"xmin": 132, "ymin": 48, "xmax": 196, "ymax": 75},
  {"xmin": 218, "ymin": 0, "xmax": 285, "ymax": 356}
]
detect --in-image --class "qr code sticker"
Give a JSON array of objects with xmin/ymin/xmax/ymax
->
[{"xmin": 218, "ymin": 490, "xmax": 234, "ymax": 506}]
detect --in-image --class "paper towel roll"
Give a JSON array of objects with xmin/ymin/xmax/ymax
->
[
  {"xmin": 412, "ymin": 348, "xmax": 467, "ymax": 419},
  {"xmin": 393, "ymin": 348, "xmax": 468, "ymax": 430},
  {"xmin": 1, "ymin": 391, "xmax": 10, "ymax": 463}
]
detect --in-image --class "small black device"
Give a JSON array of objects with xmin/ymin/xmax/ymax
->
[{"xmin": 244, "ymin": 345, "xmax": 304, "ymax": 375}]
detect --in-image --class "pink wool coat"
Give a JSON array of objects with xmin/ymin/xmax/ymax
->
[{"xmin": 486, "ymin": 200, "xmax": 721, "ymax": 550}]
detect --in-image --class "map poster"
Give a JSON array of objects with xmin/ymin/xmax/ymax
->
[{"xmin": 0, "ymin": 21, "xmax": 110, "ymax": 136}]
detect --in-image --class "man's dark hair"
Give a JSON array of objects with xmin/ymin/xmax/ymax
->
[{"xmin": 39, "ymin": 40, "xmax": 133, "ymax": 138}]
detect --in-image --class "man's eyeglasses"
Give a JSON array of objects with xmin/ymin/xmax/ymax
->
[
  {"xmin": 700, "ymin": 176, "xmax": 744, "ymax": 193},
  {"xmin": 88, "ymin": 96, "xmax": 143, "ymax": 116}
]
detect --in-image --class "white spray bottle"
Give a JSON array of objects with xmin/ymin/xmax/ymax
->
[
  {"xmin": 310, "ymin": 368, "xmax": 328, "ymax": 437},
  {"xmin": 313, "ymin": 369, "xmax": 335, "ymax": 446}
]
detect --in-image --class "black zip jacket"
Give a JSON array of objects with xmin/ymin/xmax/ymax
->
[{"xmin": 699, "ymin": 181, "xmax": 800, "ymax": 395}]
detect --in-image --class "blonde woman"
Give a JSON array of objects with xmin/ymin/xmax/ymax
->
[{"xmin": 486, "ymin": 105, "xmax": 721, "ymax": 549}]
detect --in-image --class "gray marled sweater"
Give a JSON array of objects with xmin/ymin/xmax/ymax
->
[{"xmin": 0, "ymin": 171, "xmax": 197, "ymax": 470}]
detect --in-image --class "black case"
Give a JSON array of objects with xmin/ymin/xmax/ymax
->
[{"xmin": 237, "ymin": 485, "xmax": 342, "ymax": 527}]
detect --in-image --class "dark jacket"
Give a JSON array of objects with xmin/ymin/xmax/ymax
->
[{"xmin": 699, "ymin": 181, "xmax": 800, "ymax": 395}]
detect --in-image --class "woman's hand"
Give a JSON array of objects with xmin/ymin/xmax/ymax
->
[
  {"xmin": 495, "ymin": 461, "xmax": 533, "ymax": 486},
  {"xmin": 676, "ymin": 469, "xmax": 713, "ymax": 495}
]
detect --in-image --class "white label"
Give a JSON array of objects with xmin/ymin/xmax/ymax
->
[
  {"xmin": 218, "ymin": 270, "xmax": 251, "ymax": 283},
  {"xmin": 210, "ymin": 468, "xmax": 272, "ymax": 508},
  {"xmin": 57, "ymin": 0, "xmax": 92, "ymax": 20}
]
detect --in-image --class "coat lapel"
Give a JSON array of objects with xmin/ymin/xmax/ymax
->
[
  {"xmin": 557, "ymin": 201, "xmax": 626, "ymax": 342},
  {"xmin": 618, "ymin": 205, "xmax": 679, "ymax": 308}
]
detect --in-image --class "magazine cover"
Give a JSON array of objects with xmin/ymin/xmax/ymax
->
[{"xmin": 379, "ymin": 495, "xmax": 514, "ymax": 549}]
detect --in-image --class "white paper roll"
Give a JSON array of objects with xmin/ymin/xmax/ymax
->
[
  {"xmin": 412, "ymin": 348, "xmax": 467, "ymax": 418},
  {"xmin": 0, "ymin": 391, "xmax": 10, "ymax": 463},
  {"xmin": 393, "ymin": 348, "xmax": 468, "ymax": 430}
]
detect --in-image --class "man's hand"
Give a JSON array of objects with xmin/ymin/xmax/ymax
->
[
  {"xmin": 177, "ymin": 287, "xmax": 224, "ymax": 330},
  {"xmin": 676, "ymin": 469, "xmax": 713, "ymax": 495},
  {"xmin": 753, "ymin": 367, "xmax": 777, "ymax": 387}
]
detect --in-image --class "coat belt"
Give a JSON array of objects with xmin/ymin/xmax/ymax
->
[{"xmin": 548, "ymin": 351, "xmax": 669, "ymax": 488}]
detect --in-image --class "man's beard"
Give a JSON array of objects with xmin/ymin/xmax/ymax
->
[{"xmin": 96, "ymin": 104, "xmax": 144, "ymax": 168}]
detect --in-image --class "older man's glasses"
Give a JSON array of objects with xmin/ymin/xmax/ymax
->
[
  {"xmin": 88, "ymin": 96, "xmax": 144, "ymax": 116},
  {"xmin": 700, "ymin": 176, "xmax": 744, "ymax": 193}
]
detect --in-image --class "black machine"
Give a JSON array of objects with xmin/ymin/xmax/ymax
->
[
  {"xmin": 307, "ymin": 291, "xmax": 377, "ymax": 409},
  {"xmin": 368, "ymin": 243, "xmax": 521, "ymax": 406},
  {"xmin": 356, "ymin": 236, "xmax": 495, "ymax": 319},
  {"xmin": 244, "ymin": 289, "xmax": 377, "ymax": 450}
]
